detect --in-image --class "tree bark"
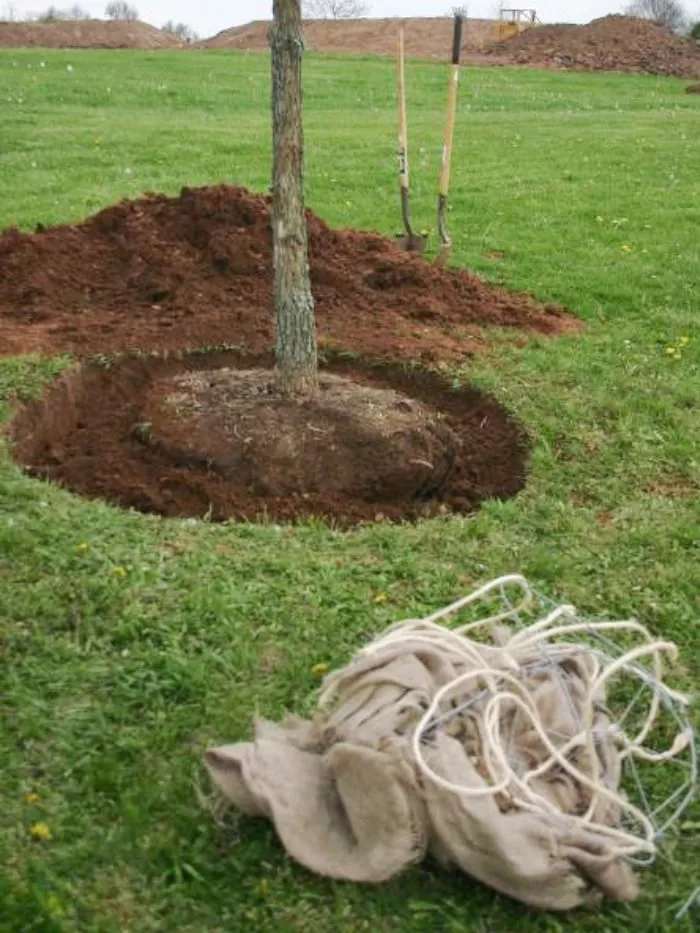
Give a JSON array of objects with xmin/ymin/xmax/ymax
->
[{"xmin": 270, "ymin": 0, "xmax": 318, "ymax": 397}]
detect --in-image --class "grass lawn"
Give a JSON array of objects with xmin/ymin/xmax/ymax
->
[{"xmin": 1, "ymin": 48, "xmax": 699, "ymax": 932}]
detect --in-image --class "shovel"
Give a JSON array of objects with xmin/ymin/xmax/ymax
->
[
  {"xmin": 394, "ymin": 25, "xmax": 428, "ymax": 253},
  {"xmin": 436, "ymin": 12, "xmax": 463, "ymax": 265}
]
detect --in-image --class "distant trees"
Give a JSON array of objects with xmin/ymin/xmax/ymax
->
[
  {"xmin": 162, "ymin": 19, "xmax": 198, "ymax": 41},
  {"xmin": 35, "ymin": 4, "xmax": 90, "ymax": 20},
  {"xmin": 105, "ymin": 0, "xmax": 138, "ymax": 21},
  {"xmin": 625, "ymin": 0, "xmax": 688, "ymax": 32},
  {"xmin": 302, "ymin": 0, "xmax": 369, "ymax": 18},
  {"xmin": 690, "ymin": 19, "xmax": 700, "ymax": 36}
]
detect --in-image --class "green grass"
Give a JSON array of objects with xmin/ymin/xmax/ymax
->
[{"xmin": 1, "ymin": 48, "xmax": 699, "ymax": 932}]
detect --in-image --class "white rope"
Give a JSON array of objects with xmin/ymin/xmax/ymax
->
[{"xmin": 363, "ymin": 575, "xmax": 693, "ymax": 862}]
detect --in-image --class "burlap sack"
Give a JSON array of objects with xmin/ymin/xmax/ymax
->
[{"xmin": 204, "ymin": 638, "xmax": 638, "ymax": 911}]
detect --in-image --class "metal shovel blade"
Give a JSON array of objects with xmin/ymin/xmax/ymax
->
[{"xmin": 394, "ymin": 231, "xmax": 429, "ymax": 253}]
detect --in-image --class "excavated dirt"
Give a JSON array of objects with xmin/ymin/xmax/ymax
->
[
  {"xmin": 10, "ymin": 352, "xmax": 529, "ymax": 525},
  {"xmin": 0, "ymin": 185, "xmax": 574, "ymax": 361},
  {"xmin": 686, "ymin": 83, "xmax": 700, "ymax": 93},
  {"xmin": 0, "ymin": 20, "xmax": 182, "ymax": 49},
  {"xmin": 485, "ymin": 15, "xmax": 700, "ymax": 78},
  {"xmin": 200, "ymin": 17, "xmax": 500, "ymax": 57}
]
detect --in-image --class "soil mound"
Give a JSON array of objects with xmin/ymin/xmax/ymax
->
[
  {"xmin": 201, "ymin": 17, "xmax": 499, "ymax": 57},
  {"xmin": 0, "ymin": 185, "xmax": 574, "ymax": 361},
  {"xmin": 0, "ymin": 19, "xmax": 182, "ymax": 50},
  {"xmin": 11, "ymin": 352, "xmax": 529, "ymax": 524},
  {"xmin": 486, "ymin": 15, "xmax": 700, "ymax": 78}
]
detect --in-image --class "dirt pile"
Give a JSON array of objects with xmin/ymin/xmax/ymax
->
[
  {"xmin": 11, "ymin": 352, "xmax": 529, "ymax": 524},
  {"xmin": 0, "ymin": 185, "xmax": 574, "ymax": 361},
  {"xmin": 201, "ymin": 17, "xmax": 500, "ymax": 57},
  {"xmin": 486, "ymin": 15, "xmax": 700, "ymax": 78},
  {"xmin": 0, "ymin": 19, "xmax": 182, "ymax": 49}
]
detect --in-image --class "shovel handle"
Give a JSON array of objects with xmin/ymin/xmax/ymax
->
[
  {"xmin": 439, "ymin": 14, "xmax": 463, "ymax": 200},
  {"xmin": 437, "ymin": 14, "xmax": 463, "ymax": 248},
  {"xmin": 397, "ymin": 25, "xmax": 409, "ymax": 192}
]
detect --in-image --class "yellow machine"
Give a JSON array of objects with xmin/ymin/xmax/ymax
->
[{"xmin": 498, "ymin": 8, "xmax": 539, "ymax": 40}]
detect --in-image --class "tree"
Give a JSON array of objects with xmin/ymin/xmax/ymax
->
[
  {"xmin": 625, "ymin": 0, "xmax": 688, "ymax": 31},
  {"xmin": 105, "ymin": 0, "xmax": 138, "ymax": 21},
  {"xmin": 162, "ymin": 20, "xmax": 198, "ymax": 41},
  {"xmin": 302, "ymin": 0, "xmax": 369, "ymax": 19},
  {"xmin": 269, "ymin": 0, "xmax": 317, "ymax": 397},
  {"xmin": 690, "ymin": 19, "xmax": 700, "ymax": 35},
  {"xmin": 36, "ymin": 3, "xmax": 89, "ymax": 20}
]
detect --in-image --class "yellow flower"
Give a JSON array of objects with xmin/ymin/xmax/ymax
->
[
  {"xmin": 76, "ymin": 542, "xmax": 89, "ymax": 553},
  {"xmin": 112, "ymin": 566, "xmax": 127, "ymax": 577},
  {"xmin": 310, "ymin": 662, "xmax": 329, "ymax": 676},
  {"xmin": 679, "ymin": 336, "xmax": 690, "ymax": 346},
  {"xmin": 665, "ymin": 347, "xmax": 676, "ymax": 355},
  {"xmin": 374, "ymin": 591, "xmax": 389, "ymax": 604},
  {"xmin": 621, "ymin": 244, "xmax": 632, "ymax": 253},
  {"xmin": 29, "ymin": 822, "xmax": 52, "ymax": 841},
  {"xmin": 45, "ymin": 894, "xmax": 63, "ymax": 915},
  {"xmin": 23, "ymin": 792, "xmax": 41, "ymax": 805}
]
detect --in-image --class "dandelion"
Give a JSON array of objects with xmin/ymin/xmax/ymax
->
[
  {"xmin": 679, "ymin": 336, "xmax": 690, "ymax": 346},
  {"xmin": 621, "ymin": 244, "xmax": 632, "ymax": 253},
  {"xmin": 310, "ymin": 662, "xmax": 329, "ymax": 676},
  {"xmin": 23, "ymin": 792, "xmax": 41, "ymax": 805},
  {"xmin": 374, "ymin": 591, "xmax": 389, "ymax": 604},
  {"xmin": 45, "ymin": 894, "xmax": 63, "ymax": 915},
  {"xmin": 112, "ymin": 566, "xmax": 127, "ymax": 577},
  {"xmin": 76, "ymin": 542, "xmax": 89, "ymax": 553},
  {"xmin": 29, "ymin": 822, "xmax": 52, "ymax": 841}
]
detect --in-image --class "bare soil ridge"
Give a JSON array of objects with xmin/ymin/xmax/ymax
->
[
  {"xmin": 201, "ymin": 17, "xmax": 500, "ymax": 56},
  {"xmin": 486, "ymin": 15, "xmax": 700, "ymax": 78},
  {"xmin": 0, "ymin": 19, "xmax": 182, "ymax": 49}
]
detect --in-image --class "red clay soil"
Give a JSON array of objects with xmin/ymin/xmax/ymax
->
[
  {"xmin": 201, "ymin": 17, "xmax": 500, "ymax": 57},
  {"xmin": 0, "ymin": 185, "xmax": 574, "ymax": 362},
  {"xmin": 485, "ymin": 15, "xmax": 700, "ymax": 78},
  {"xmin": 11, "ymin": 351, "xmax": 529, "ymax": 525},
  {"xmin": 0, "ymin": 20, "xmax": 181, "ymax": 49}
]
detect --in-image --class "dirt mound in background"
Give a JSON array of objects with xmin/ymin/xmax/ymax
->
[
  {"xmin": 0, "ymin": 19, "xmax": 182, "ymax": 49},
  {"xmin": 11, "ymin": 352, "xmax": 529, "ymax": 524},
  {"xmin": 0, "ymin": 185, "xmax": 574, "ymax": 361},
  {"xmin": 486, "ymin": 15, "xmax": 700, "ymax": 77},
  {"xmin": 201, "ymin": 17, "xmax": 500, "ymax": 57}
]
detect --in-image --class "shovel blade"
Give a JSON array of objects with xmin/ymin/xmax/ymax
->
[{"xmin": 394, "ymin": 233, "xmax": 429, "ymax": 253}]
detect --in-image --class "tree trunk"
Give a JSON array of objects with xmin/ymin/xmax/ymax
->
[{"xmin": 270, "ymin": 0, "xmax": 318, "ymax": 397}]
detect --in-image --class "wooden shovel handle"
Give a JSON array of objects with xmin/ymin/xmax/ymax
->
[
  {"xmin": 438, "ymin": 14, "xmax": 463, "ymax": 199},
  {"xmin": 397, "ymin": 25, "xmax": 409, "ymax": 192}
]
